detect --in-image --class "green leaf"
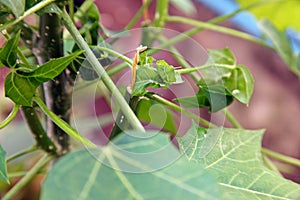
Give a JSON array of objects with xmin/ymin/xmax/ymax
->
[
  {"xmin": 30, "ymin": 51, "xmax": 83, "ymax": 82},
  {"xmin": 5, "ymin": 51, "xmax": 82, "ymax": 106},
  {"xmin": 132, "ymin": 58, "xmax": 183, "ymax": 96},
  {"xmin": 223, "ymin": 65, "xmax": 254, "ymax": 105},
  {"xmin": 139, "ymin": 51, "xmax": 154, "ymax": 66},
  {"xmin": 156, "ymin": 60, "xmax": 177, "ymax": 83},
  {"xmin": 237, "ymin": 0, "xmax": 300, "ymax": 30},
  {"xmin": 202, "ymin": 49, "xmax": 253, "ymax": 106},
  {"xmin": 175, "ymin": 83, "xmax": 234, "ymax": 112},
  {"xmin": 0, "ymin": 31, "xmax": 20, "ymax": 68},
  {"xmin": 0, "ymin": 0, "xmax": 25, "ymax": 18},
  {"xmin": 201, "ymin": 48, "xmax": 236, "ymax": 84},
  {"xmin": 201, "ymin": 84, "xmax": 234, "ymax": 112},
  {"xmin": 178, "ymin": 121, "xmax": 221, "ymax": 158},
  {"xmin": 4, "ymin": 72, "xmax": 39, "ymax": 106},
  {"xmin": 41, "ymin": 132, "xmax": 222, "ymax": 199},
  {"xmin": 0, "ymin": 146, "xmax": 9, "ymax": 184},
  {"xmin": 136, "ymin": 99, "xmax": 177, "ymax": 134},
  {"xmin": 259, "ymin": 19, "xmax": 300, "ymax": 77},
  {"xmin": 178, "ymin": 125, "xmax": 300, "ymax": 199}
]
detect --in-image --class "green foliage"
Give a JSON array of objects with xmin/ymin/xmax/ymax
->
[
  {"xmin": 4, "ymin": 51, "xmax": 82, "ymax": 106},
  {"xmin": 223, "ymin": 65, "xmax": 254, "ymax": 105},
  {"xmin": 1, "ymin": 1, "xmax": 300, "ymax": 199},
  {"xmin": 0, "ymin": 146, "xmax": 9, "ymax": 184},
  {"xmin": 41, "ymin": 132, "xmax": 222, "ymax": 200},
  {"xmin": 0, "ymin": 0, "xmax": 24, "ymax": 18},
  {"xmin": 132, "ymin": 54, "xmax": 183, "ymax": 96},
  {"xmin": 178, "ymin": 123, "xmax": 300, "ymax": 199},
  {"xmin": 237, "ymin": 0, "xmax": 300, "ymax": 30},
  {"xmin": 259, "ymin": 19, "xmax": 300, "ymax": 77},
  {"xmin": 0, "ymin": 31, "xmax": 20, "ymax": 68},
  {"xmin": 176, "ymin": 48, "xmax": 254, "ymax": 112},
  {"xmin": 175, "ymin": 83, "xmax": 234, "ymax": 112}
]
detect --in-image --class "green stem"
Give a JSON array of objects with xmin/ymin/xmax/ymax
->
[
  {"xmin": 125, "ymin": 0, "xmax": 153, "ymax": 30},
  {"xmin": 0, "ymin": 0, "xmax": 56, "ymax": 32},
  {"xmin": 176, "ymin": 64, "xmax": 235, "ymax": 74},
  {"xmin": 106, "ymin": 4, "xmax": 255, "ymax": 77},
  {"xmin": 0, "ymin": 104, "xmax": 19, "ymax": 129},
  {"xmin": 166, "ymin": 16, "xmax": 273, "ymax": 50},
  {"xmin": 6, "ymin": 145, "xmax": 38, "ymax": 163},
  {"xmin": 222, "ymin": 109, "xmax": 243, "ymax": 128},
  {"xmin": 3, "ymin": 154, "xmax": 52, "ymax": 200},
  {"xmin": 21, "ymin": 106, "xmax": 57, "ymax": 154},
  {"xmin": 261, "ymin": 148, "xmax": 300, "ymax": 168},
  {"xmin": 91, "ymin": 45, "xmax": 133, "ymax": 65},
  {"xmin": 146, "ymin": 93, "xmax": 216, "ymax": 128},
  {"xmin": 74, "ymin": 0, "xmax": 95, "ymax": 22},
  {"xmin": 262, "ymin": 154, "xmax": 282, "ymax": 175},
  {"xmin": 33, "ymin": 96, "xmax": 96, "ymax": 147},
  {"xmin": 157, "ymin": 35, "xmax": 200, "ymax": 81},
  {"xmin": 60, "ymin": 8, "xmax": 145, "ymax": 132}
]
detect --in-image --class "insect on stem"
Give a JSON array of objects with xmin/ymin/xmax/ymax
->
[{"xmin": 130, "ymin": 45, "xmax": 147, "ymax": 91}]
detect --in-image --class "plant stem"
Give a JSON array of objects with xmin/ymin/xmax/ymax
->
[
  {"xmin": 34, "ymin": 11, "xmax": 71, "ymax": 154},
  {"xmin": 2, "ymin": 154, "xmax": 52, "ymax": 200},
  {"xmin": 6, "ymin": 145, "xmax": 38, "ymax": 163},
  {"xmin": 261, "ymin": 148, "xmax": 300, "ymax": 168},
  {"xmin": 222, "ymin": 109, "xmax": 243, "ymax": 128},
  {"xmin": 33, "ymin": 97, "xmax": 96, "ymax": 148},
  {"xmin": 0, "ymin": 104, "xmax": 19, "ymax": 129},
  {"xmin": 21, "ymin": 107, "xmax": 57, "ymax": 154},
  {"xmin": 146, "ymin": 93, "xmax": 216, "ymax": 128},
  {"xmin": 166, "ymin": 16, "xmax": 273, "ymax": 50},
  {"xmin": 157, "ymin": 35, "xmax": 200, "ymax": 81},
  {"xmin": 60, "ymin": 8, "xmax": 145, "ymax": 132},
  {"xmin": 262, "ymin": 154, "xmax": 282, "ymax": 175},
  {"xmin": 106, "ymin": 5, "xmax": 253, "ymax": 77},
  {"xmin": 91, "ymin": 45, "xmax": 133, "ymax": 65},
  {"xmin": 0, "ymin": 0, "xmax": 56, "ymax": 32},
  {"xmin": 125, "ymin": 0, "xmax": 153, "ymax": 30},
  {"xmin": 8, "ymin": 171, "xmax": 39, "ymax": 178},
  {"xmin": 176, "ymin": 64, "xmax": 235, "ymax": 74}
]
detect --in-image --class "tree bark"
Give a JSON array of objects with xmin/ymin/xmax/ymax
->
[{"xmin": 33, "ymin": 13, "xmax": 71, "ymax": 155}]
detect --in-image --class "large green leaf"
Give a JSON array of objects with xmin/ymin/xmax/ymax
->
[
  {"xmin": 0, "ymin": 31, "xmax": 20, "ymax": 68},
  {"xmin": 178, "ymin": 124, "xmax": 300, "ymax": 199},
  {"xmin": 0, "ymin": 0, "xmax": 25, "ymax": 18},
  {"xmin": 237, "ymin": 0, "xmax": 300, "ymax": 30},
  {"xmin": 0, "ymin": 146, "xmax": 9, "ymax": 184},
  {"xmin": 259, "ymin": 19, "xmax": 300, "ymax": 77},
  {"xmin": 41, "ymin": 132, "xmax": 222, "ymax": 199},
  {"xmin": 5, "ymin": 51, "xmax": 82, "ymax": 106}
]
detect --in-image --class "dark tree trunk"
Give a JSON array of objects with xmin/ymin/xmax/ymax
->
[{"xmin": 33, "ymin": 13, "xmax": 72, "ymax": 155}]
